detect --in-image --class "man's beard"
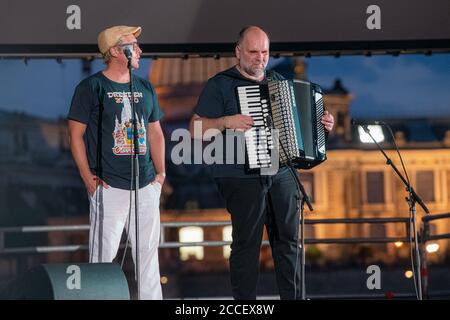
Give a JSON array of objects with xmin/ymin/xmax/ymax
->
[{"xmin": 243, "ymin": 65, "xmax": 265, "ymax": 78}]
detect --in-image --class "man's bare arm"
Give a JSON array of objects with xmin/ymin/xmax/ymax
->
[
  {"xmin": 68, "ymin": 120, "xmax": 108, "ymax": 195},
  {"xmin": 148, "ymin": 121, "xmax": 166, "ymax": 185},
  {"xmin": 189, "ymin": 113, "xmax": 254, "ymax": 140}
]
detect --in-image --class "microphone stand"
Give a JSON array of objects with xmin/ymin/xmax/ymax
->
[
  {"xmin": 288, "ymin": 161, "xmax": 313, "ymax": 300},
  {"xmin": 268, "ymin": 117, "xmax": 313, "ymax": 300},
  {"xmin": 127, "ymin": 56, "xmax": 141, "ymax": 300},
  {"xmin": 359, "ymin": 124, "xmax": 429, "ymax": 300}
]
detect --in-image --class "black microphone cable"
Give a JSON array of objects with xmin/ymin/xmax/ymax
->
[
  {"xmin": 266, "ymin": 114, "xmax": 306, "ymax": 300},
  {"xmin": 120, "ymin": 149, "xmax": 134, "ymax": 269},
  {"xmin": 120, "ymin": 58, "xmax": 136, "ymax": 270},
  {"xmin": 382, "ymin": 122, "xmax": 420, "ymax": 300}
]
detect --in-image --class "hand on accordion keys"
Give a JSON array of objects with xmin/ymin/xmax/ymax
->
[
  {"xmin": 321, "ymin": 110, "xmax": 335, "ymax": 132},
  {"xmin": 224, "ymin": 114, "xmax": 254, "ymax": 130}
]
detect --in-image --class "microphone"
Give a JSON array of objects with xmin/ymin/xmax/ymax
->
[
  {"xmin": 123, "ymin": 47, "xmax": 133, "ymax": 60},
  {"xmin": 351, "ymin": 119, "xmax": 384, "ymax": 126}
]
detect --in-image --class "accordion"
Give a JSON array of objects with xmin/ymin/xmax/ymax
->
[{"xmin": 235, "ymin": 79, "xmax": 326, "ymax": 172}]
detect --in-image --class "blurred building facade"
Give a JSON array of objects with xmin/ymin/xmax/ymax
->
[
  {"xmin": 150, "ymin": 57, "xmax": 450, "ymax": 273},
  {"xmin": 0, "ymin": 57, "xmax": 449, "ymax": 281}
]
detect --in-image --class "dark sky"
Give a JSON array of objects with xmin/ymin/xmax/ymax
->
[
  {"xmin": 0, "ymin": 53, "xmax": 449, "ymax": 120},
  {"xmin": 306, "ymin": 53, "xmax": 450, "ymax": 119}
]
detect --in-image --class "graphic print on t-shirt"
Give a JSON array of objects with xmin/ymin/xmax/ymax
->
[{"xmin": 111, "ymin": 92, "xmax": 147, "ymax": 156}]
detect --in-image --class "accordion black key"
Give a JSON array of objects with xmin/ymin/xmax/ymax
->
[{"xmin": 236, "ymin": 79, "xmax": 327, "ymax": 172}]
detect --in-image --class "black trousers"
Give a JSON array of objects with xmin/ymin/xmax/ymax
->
[{"xmin": 215, "ymin": 168, "xmax": 301, "ymax": 299}]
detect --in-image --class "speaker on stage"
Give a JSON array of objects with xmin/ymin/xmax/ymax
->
[{"xmin": 1, "ymin": 263, "xmax": 130, "ymax": 300}]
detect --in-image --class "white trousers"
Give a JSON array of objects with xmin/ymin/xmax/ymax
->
[{"xmin": 88, "ymin": 182, "xmax": 163, "ymax": 300}]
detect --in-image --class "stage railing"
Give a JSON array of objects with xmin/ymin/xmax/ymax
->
[
  {"xmin": 0, "ymin": 217, "xmax": 412, "ymax": 254},
  {"xmin": 1, "ymin": 214, "xmax": 449, "ymax": 299},
  {"xmin": 420, "ymin": 212, "xmax": 450, "ymax": 299}
]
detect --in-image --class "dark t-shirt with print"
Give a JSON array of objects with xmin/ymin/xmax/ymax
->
[{"xmin": 68, "ymin": 71, "xmax": 163, "ymax": 190}]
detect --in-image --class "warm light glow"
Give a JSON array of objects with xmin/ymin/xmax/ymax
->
[
  {"xmin": 179, "ymin": 226, "xmax": 204, "ymax": 261},
  {"xmin": 358, "ymin": 125, "xmax": 385, "ymax": 143},
  {"xmin": 404, "ymin": 270, "xmax": 413, "ymax": 279},
  {"xmin": 160, "ymin": 276, "xmax": 168, "ymax": 285},
  {"xmin": 426, "ymin": 243, "xmax": 440, "ymax": 253},
  {"xmin": 223, "ymin": 225, "xmax": 233, "ymax": 259},
  {"xmin": 394, "ymin": 241, "xmax": 403, "ymax": 248}
]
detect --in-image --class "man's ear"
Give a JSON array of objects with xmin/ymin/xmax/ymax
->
[
  {"xmin": 109, "ymin": 47, "xmax": 120, "ymax": 58},
  {"xmin": 235, "ymin": 45, "xmax": 241, "ymax": 60}
]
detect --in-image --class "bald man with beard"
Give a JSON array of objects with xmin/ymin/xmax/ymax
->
[{"xmin": 190, "ymin": 26, "xmax": 334, "ymax": 299}]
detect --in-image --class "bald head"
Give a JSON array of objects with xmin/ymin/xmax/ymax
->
[
  {"xmin": 235, "ymin": 26, "xmax": 270, "ymax": 81},
  {"xmin": 236, "ymin": 26, "xmax": 270, "ymax": 47}
]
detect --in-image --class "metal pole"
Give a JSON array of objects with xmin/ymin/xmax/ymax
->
[
  {"xmin": 420, "ymin": 222, "xmax": 429, "ymax": 300},
  {"xmin": 410, "ymin": 199, "xmax": 422, "ymax": 300},
  {"xmin": 128, "ymin": 57, "xmax": 141, "ymax": 300},
  {"xmin": 300, "ymin": 199, "xmax": 306, "ymax": 300}
]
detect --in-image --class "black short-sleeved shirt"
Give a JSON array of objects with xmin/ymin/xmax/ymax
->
[
  {"xmin": 194, "ymin": 66, "xmax": 284, "ymax": 178},
  {"xmin": 68, "ymin": 71, "xmax": 164, "ymax": 189}
]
